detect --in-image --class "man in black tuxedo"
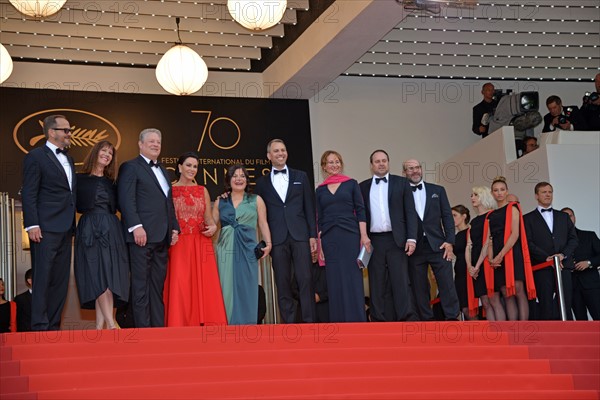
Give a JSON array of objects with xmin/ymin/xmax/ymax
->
[
  {"xmin": 472, "ymin": 82, "xmax": 497, "ymax": 138},
  {"xmin": 117, "ymin": 128, "xmax": 179, "ymax": 328},
  {"xmin": 561, "ymin": 207, "xmax": 600, "ymax": 320},
  {"xmin": 359, "ymin": 150, "xmax": 418, "ymax": 321},
  {"xmin": 22, "ymin": 114, "xmax": 76, "ymax": 331},
  {"xmin": 254, "ymin": 139, "xmax": 316, "ymax": 323},
  {"xmin": 542, "ymin": 95, "xmax": 587, "ymax": 133},
  {"xmin": 14, "ymin": 269, "xmax": 33, "ymax": 332},
  {"xmin": 524, "ymin": 182, "xmax": 578, "ymax": 320},
  {"xmin": 403, "ymin": 159, "xmax": 459, "ymax": 321}
]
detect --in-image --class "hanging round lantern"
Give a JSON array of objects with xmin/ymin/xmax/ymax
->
[
  {"xmin": 0, "ymin": 43, "xmax": 14, "ymax": 84},
  {"xmin": 9, "ymin": 0, "xmax": 67, "ymax": 18},
  {"xmin": 227, "ymin": 0, "xmax": 287, "ymax": 31},
  {"xmin": 155, "ymin": 44, "xmax": 209, "ymax": 96}
]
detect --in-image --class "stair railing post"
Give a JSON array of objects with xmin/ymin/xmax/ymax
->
[{"xmin": 553, "ymin": 255, "xmax": 567, "ymax": 321}]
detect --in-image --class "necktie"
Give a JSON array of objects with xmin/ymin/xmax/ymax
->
[
  {"xmin": 149, "ymin": 160, "xmax": 159, "ymax": 168},
  {"xmin": 274, "ymin": 169, "xmax": 287, "ymax": 175},
  {"xmin": 411, "ymin": 183, "xmax": 423, "ymax": 192},
  {"xmin": 375, "ymin": 177, "xmax": 387, "ymax": 184},
  {"xmin": 541, "ymin": 208, "xmax": 552, "ymax": 213},
  {"xmin": 55, "ymin": 148, "xmax": 68, "ymax": 155}
]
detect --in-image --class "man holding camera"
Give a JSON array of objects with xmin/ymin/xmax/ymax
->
[
  {"xmin": 542, "ymin": 95, "xmax": 587, "ymax": 133},
  {"xmin": 580, "ymin": 73, "xmax": 600, "ymax": 131},
  {"xmin": 472, "ymin": 82, "xmax": 497, "ymax": 138}
]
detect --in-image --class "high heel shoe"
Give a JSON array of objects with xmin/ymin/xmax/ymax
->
[{"xmin": 109, "ymin": 321, "xmax": 121, "ymax": 330}]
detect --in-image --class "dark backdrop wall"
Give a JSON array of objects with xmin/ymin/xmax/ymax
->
[{"xmin": 0, "ymin": 88, "xmax": 313, "ymax": 199}]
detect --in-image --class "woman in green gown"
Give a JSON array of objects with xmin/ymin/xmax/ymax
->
[{"xmin": 213, "ymin": 165, "xmax": 272, "ymax": 325}]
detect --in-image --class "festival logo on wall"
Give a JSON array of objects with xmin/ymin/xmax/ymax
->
[
  {"xmin": 13, "ymin": 108, "xmax": 122, "ymax": 163},
  {"xmin": 1, "ymin": 87, "xmax": 314, "ymax": 199}
]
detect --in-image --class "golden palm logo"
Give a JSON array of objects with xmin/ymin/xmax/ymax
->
[
  {"xmin": 28, "ymin": 120, "xmax": 111, "ymax": 148},
  {"xmin": 13, "ymin": 109, "xmax": 121, "ymax": 164}
]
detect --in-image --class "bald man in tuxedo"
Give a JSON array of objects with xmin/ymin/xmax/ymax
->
[{"xmin": 22, "ymin": 115, "xmax": 76, "ymax": 331}]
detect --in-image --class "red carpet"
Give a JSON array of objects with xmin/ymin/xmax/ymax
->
[{"xmin": 1, "ymin": 321, "xmax": 598, "ymax": 399}]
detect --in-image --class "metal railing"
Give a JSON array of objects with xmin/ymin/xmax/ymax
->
[{"xmin": 0, "ymin": 192, "xmax": 17, "ymax": 300}]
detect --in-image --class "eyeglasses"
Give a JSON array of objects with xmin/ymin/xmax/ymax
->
[{"xmin": 52, "ymin": 127, "xmax": 74, "ymax": 134}]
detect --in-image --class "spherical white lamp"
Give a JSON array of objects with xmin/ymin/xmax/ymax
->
[
  {"xmin": 156, "ymin": 44, "xmax": 209, "ymax": 96},
  {"xmin": 227, "ymin": 0, "xmax": 287, "ymax": 31},
  {"xmin": 9, "ymin": 0, "xmax": 67, "ymax": 18},
  {"xmin": 0, "ymin": 43, "xmax": 14, "ymax": 84}
]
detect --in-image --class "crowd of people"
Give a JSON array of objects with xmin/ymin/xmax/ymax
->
[
  {"xmin": 1, "ymin": 112, "xmax": 599, "ymax": 334},
  {"xmin": 472, "ymin": 73, "xmax": 600, "ymax": 156}
]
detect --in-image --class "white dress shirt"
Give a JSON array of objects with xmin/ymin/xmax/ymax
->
[
  {"xmin": 537, "ymin": 205, "xmax": 554, "ymax": 233},
  {"xmin": 46, "ymin": 141, "xmax": 72, "ymax": 190},
  {"xmin": 271, "ymin": 164, "xmax": 289, "ymax": 202},
  {"xmin": 141, "ymin": 154, "xmax": 169, "ymax": 197},
  {"xmin": 411, "ymin": 180, "xmax": 426, "ymax": 221},
  {"xmin": 369, "ymin": 174, "xmax": 392, "ymax": 233}
]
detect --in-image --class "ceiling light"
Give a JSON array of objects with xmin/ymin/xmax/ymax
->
[
  {"xmin": 156, "ymin": 17, "xmax": 208, "ymax": 96},
  {"xmin": 227, "ymin": 0, "xmax": 287, "ymax": 31},
  {"xmin": 9, "ymin": 0, "xmax": 66, "ymax": 17},
  {"xmin": 0, "ymin": 43, "xmax": 14, "ymax": 84}
]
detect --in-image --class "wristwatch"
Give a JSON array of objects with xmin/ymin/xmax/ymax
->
[{"xmin": 588, "ymin": 260, "xmax": 593, "ymax": 268}]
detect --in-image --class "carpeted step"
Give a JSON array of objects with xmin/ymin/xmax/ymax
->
[{"xmin": 17, "ymin": 374, "xmax": 582, "ymax": 399}]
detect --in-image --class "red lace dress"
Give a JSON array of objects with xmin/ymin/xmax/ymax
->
[{"xmin": 164, "ymin": 185, "xmax": 227, "ymax": 326}]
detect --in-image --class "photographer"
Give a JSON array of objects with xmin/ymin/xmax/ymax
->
[
  {"xmin": 580, "ymin": 73, "xmax": 600, "ymax": 131},
  {"xmin": 472, "ymin": 83, "xmax": 497, "ymax": 138},
  {"xmin": 542, "ymin": 95, "xmax": 587, "ymax": 133}
]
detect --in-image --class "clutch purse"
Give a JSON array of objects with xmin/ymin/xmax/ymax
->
[
  {"xmin": 356, "ymin": 245, "xmax": 373, "ymax": 269},
  {"xmin": 254, "ymin": 240, "xmax": 267, "ymax": 259}
]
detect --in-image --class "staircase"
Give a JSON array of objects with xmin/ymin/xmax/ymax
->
[{"xmin": 1, "ymin": 321, "xmax": 599, "ymax": 399}]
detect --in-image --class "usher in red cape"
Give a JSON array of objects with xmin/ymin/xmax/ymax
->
[{"xmin": 484, "ymin": 202, "xmax": 536, "ymax": 300}]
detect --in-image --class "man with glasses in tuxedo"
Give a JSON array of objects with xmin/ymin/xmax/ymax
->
[{"xmin": 22, "ymin": 115, "xmax": 77, "ymax": 331}]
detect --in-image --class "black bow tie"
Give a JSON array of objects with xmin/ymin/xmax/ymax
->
[
  {"xmin": 55, "ymin": 147, "xmax": 68, "ymax": 155},
  {"xmin": 148, "ymin": 160, "xmax": 160, "ymax": 168},
  {"xmin": 541, "ymin": 207, "xmax": 553, "ymax": 213},
  {"xmin": 411, "ymin": 183, "xmax": 423, "ymax": 192},
  {"xmin": 375, "ymin": 177, "xmax": 387, "ymax": 184},
  {"xmin": 274, "ymin": 169, "xmax": 287, "ymax": 175}
]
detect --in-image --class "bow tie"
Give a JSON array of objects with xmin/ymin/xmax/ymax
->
[
  {"xmin": 411, "ymin": 183, "xmax": 423, "ymax": 192},
  {"xmin": 541, "ymin": 207, "xmax": 553, "ymax": 213},
  {"xmin": 55, "ymin": 147, "xmax": 68, "ymax": 155},
  {"xmin": 148, "ymin": 160, "xmax": 160, "ymax": 168},
  {"xmin": 274, "ymin": 169, "xmax": 287, "ymax": 175},
  {"xmin": 375, "ymin": 177, "xmax": 387, "ymax": 184}
]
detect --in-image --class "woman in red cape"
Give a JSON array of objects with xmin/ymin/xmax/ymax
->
[{"xmin": 486, "ymin": 177, "xmax": 536, "ymax": 321}]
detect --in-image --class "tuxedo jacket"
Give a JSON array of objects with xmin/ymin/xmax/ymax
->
[
  {"xmin": 542, "ymin": 106, "xmax": 587, "ymax": 132},
  {"xmin": 21, "ymin": 144, "xmax": 76, "ymax": 233},
  {"xmin": 117, "ymin": 156, "xmax": 179, "ymax": 244},
  {"xmin": 572, "ymin": 228, "xmax": 600, "ymax": 290},
  {"xmin": 359, "ymin": 174, "xmax": 418, "ymax": 247},
  {"xmin": 417, "ymin": 182, "xmax": 455, "ymax": 251},
  {"xmin": 254, "ymin": 168, "xmax": 316, "ymax": 246},
  {"xmin": 14, "ymin": 290, "xmax": 32, "ymax": 332},
  {"xmin": 523, "ymin": 209, "xmax": 578, "ymax": 270}
]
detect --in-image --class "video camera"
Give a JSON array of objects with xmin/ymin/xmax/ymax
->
[{"xmin": 488, "ymin": 91, "xmax": 541, "ymax": 134}]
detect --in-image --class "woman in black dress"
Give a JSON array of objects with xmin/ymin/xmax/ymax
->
[
  {"xmin": 487, "ymin": 177, "xmax": 530, "ymax": 320},
  {"xmin": 451, "ymin": 205, "xmax": 470, "ymax": 319},
  {"xmin": 466, "ymin": 186, "xmax": 504, "ymax": 320},
  {"xmin": 75, "ymin": 141, "xmax": 129, "ymax": 329},
  {"xmin": 316, "ymin": 150, "xmax": 370, "ymax": 322}
]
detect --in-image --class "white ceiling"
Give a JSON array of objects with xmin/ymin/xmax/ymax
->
[{"xmin": 0, "ymin": 0, "xmax": 598, "ymax": 87}]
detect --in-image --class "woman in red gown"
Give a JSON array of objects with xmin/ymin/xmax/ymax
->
[{"xmin": 164, "ymin": 152, "xmax": 227, "ymax": 326}]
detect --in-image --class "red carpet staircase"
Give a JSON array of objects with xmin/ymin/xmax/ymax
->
[{"xmin": 1, "ymin": 321, "xmax": 599, "ymax": 399}]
